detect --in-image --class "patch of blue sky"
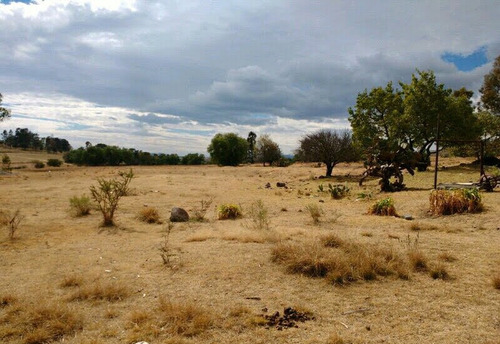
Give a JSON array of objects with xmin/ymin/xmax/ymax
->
[
  {"xmin": 0, "ymin": 0, "xmax": 34, "ymax": 4},
  {"xmin": 442, "ymin": 46, "xmax": 488, "ymax": 72}
]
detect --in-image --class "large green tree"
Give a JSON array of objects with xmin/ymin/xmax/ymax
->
[
  {"xmin": 480, "ymin": 54, "xmax": 500, "ymax": 115},
  {"xmin": 256, "ymin": 134, "xmax": 281, "ymax": 166},
  {"xmin": 0, "ymin": 93, "xmax": 11, "ymax": 122},
  {"xmin": 207, "ymin": 133, "xmax": 248, "ymax": 166}
]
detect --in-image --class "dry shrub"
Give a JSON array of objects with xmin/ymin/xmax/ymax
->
[
  {"xmin": 493, "ymin": 274, "xmax": 500, "ymax": 290},
  {"xmin": 248, "ymin": 199, "xmax": 270, "ymax": 230},
  {"xmin": 429, "ymin": 263, "xmax": 450, "ymax": 280},
  {"xmin": 138, "ymin": 206, "xmax": 161, "ymax": 224},
  {"xmin": 0, "ymin": 209, "xmax": 23, "ymax": 239},
  {"xmin": 126, "ymin": 298, "xmax": 213, "ymax": 342},
  {"xmin": 429, "ymin": 188, "xmax": 483, "ymax": 215},
  {"xmin": 305, "ymin": 203, "xmax": 323, "ymax": 224},
  {"xmin": 68, "ymin": 281, "xmax": 131, "ymax": 302},
  {"xmin": 69, "ymin": 195, "xmax": 91, "ymax": 217},
  {"xmin": 217, "ymin": 204, "xmax": 242, "ymax": 220},
  {"xmin": 59, "ymin": 275, "xmax": 83, "ymax": 288},
  {"xmin": 271, "ymin": 238, "xmax": 411, "ymax": 285},
  {"xmin": 0, "ymin": 300, "xmax": 83, "ymax": 344},
  {"xmin": 192, "ymin": 197, "xmax": 214, "ymax": 222},
  {"xmin": 408, "ymin": 249, "xmax": 428, "ymax": 272},
  {"xmin": 368, "ymin": 198, "xmax": 397, "ymax": 216}
]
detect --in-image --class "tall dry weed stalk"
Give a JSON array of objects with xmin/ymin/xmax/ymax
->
[
  {"xmin": 248, "ymin": 200, "xmax": 270, "ymax": 230},
  {"xmin": 192, "ymin": 197, "xmax": 214, "ymax": 221},
  {"xmin": 0, "ymin": 209, "xmax": 23, "ymax": 239}
]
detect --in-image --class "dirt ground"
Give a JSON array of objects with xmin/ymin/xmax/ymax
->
[{"xmin": 1, "ymin": 149, "xmax": 499, "ymax": 344}]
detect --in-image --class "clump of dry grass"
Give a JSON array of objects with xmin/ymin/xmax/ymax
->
[
  {"xmin": 439, "ymin": 252, "xmax": 457, "ymax": 262},
  {"xmin": 271, "ymin": 238, "xmax": 411, "ymax": 285},
  {"xmin": 192, "ymin": 197, "xmax": 214, "ymax": 222},
  {"xmin": 492, "ymin": 274, "xmax": 500, "ymax": 290},
  {"xmin": 305, "ymin": 203, "xmax": 323, "ymax": 224},
  {"xmin": 59, "ymin": 275, "xmax": 83, "ymax": 288},
  {"xmin": 429, "ymin": 188, "xmax": 483, "ymax": 215},
  {"xmin": 68, "ymin": 281, "xmax": 131, "ymax": 302},
  {"xmin": 217, "ymin": 204, "xmax": 242, "ymax": 220},
  {"xmin": 409, "ymin": 222, "xmax": 438, "ymax": 231},
  {"xmin": 0, "ymin": 209, "xmax": 23, "ymax": 239},
  {"xmin": 429, "ymin": 263, "xmax": 450, "ymax": 280},
  {"xmin": 126, "ymin": 298, "xmax": 214, "ymax": 342},
  {"xmin": 69, "ymin": 195, "xmax": 91, "ymax": 217},
  {"xmin": 408, "ymin": 249, "xmax": 428, "ymax": 272},
  {"xmin": 0, "ymin": 300, "xmax": 83, "ymax": 344},
  {"xmin": 368, "ymin": 198, "xmax": 397, "ymax": 216},
  {"xmin": 138, "ymin": 206, "xmax": 161, "ymax": 224},
  {"xmin": 320, "ymin": 233, "xmax": 344, "ymax": 248}
]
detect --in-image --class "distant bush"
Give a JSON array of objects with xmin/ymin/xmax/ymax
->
[
  {"xmin": 328, "ymin": 184, "xmax": 350, "ymax": 199},
  {"xmin": 69, "ymin": 195, "xmax": 91, "ymax": 217},
  {"xmin": 33, "ymin": 160, "xmax": 45, "ymax": 168},
  {"xmin": 47, "ymin": 158, "xmax": 62, "ymax": 167},
  {"xmin": 1, "ymin": 154, "xmax": 11, "ymax": 171},
  {"xmin": 368, "ymin": 198, "xmax": 397, "ymax": 216},
  {"xmin": 181, "ymin": 153, "xmax": 205, "ymax": 165},
  {"xmin": 138, "ymin": 207, "xmax": 161, "ymax": 224},
  {"xmin": 305, "ymin": 203, "xmax": 323, "ymax": 224},
  {"xmin": 429, "ymin": 188, "xmax": 483, "ymax": 215},
  {"xmin": 217, "ymin": 204, "xmax": 242, "ymax": 220}
]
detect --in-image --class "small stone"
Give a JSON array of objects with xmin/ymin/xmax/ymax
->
[
  {"xmin": 170, "ymin": 207, "xmax": 189, "ymax": 222},
  {"xmin": 403, "ymin": 214, "xmax": 413, "ymax": 221},
  {"xmin": 319, "ymin": 199, "xmax": 325, "ymax": 203},
  {"xmin": 276, "ymin": 182, "xmax": 286, "ymax": 188}
]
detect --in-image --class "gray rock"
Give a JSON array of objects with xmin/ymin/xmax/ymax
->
[
  {"xmin": 170, "ymin": 207, "xmax": 189, "ymax": 222},
  {"xmin": 403, "ymin": 214, "xmax": 413, "ymax": 221}
]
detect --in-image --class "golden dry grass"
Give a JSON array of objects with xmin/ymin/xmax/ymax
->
[
  {"xmin": 0, "ymin": 149, "xmax": 499, "ymax": 343},
  {"xmin": 137, "ymin": 206, "xmax": 161, "ymax": 223},
  {"xmin": 429, "ymin": 189, "xmax": 483, "ymax": 215}
]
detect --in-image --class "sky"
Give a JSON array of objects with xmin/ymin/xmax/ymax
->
[{"xmin": 0, "ymin": 0, "xmax": 499, "ymax": 155}]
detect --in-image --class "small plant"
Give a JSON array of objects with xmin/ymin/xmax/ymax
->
[
  {"xmin": 368, "ymin": 198, "xmax": 397, "ymax": 216},
  {"xmin": 47, "ymin": 158, "xmax": 62, "ymax": 167},
  {"xmin": 33, "ymin": 160, "xmax": 45, "ymax": 168},
  {"xmin": 305, "ymin": 203, "xmax": 323, "ymax": 224},
  {"xmin": 217, "ymin": 204, "xmax": 242, "ymax": 220},
  {"xmin": 429, "ymin": 263, "xmax": 450, "ymax": 280},
  {"xmin": 356, "ymin": 191, "xmax": 373, "ymax": 200},
  {"xmin": 248, "ymin": 200, "xmax": 270, "ymax": 230},
  {"xmin": 1, "ymin": 154, "xmax": 11, "ymax": 171},
  {"xmin": 159, "ymin": 222, "xmax": 178, "ymax": 267},
  {"xmin": 192, "ymin": 197, "xmax": 214, "ymax": 222},
  {"xmin": 89, "ymin": 169, "xmax": 135, "ymax": 226},
  {"xmin": 0, "ymin": 209, "xmax": 23, "ymax": 239},
  {"xmin": 69, "ymin": 195, "xmax": 91, "ymax": 217},
  {"xmin": 429, "ymin": 188, "xmax": 483, "ymax": 215},
  {"xmin": 138, "ymin": 207, "xmax": 161, "ymax": 224},
  {"xmin": 317, "ymin": 184, "xmax": 325, "ymax": 193},
  {"xmin": 328, "ymin": 183, "xmax": 350, "ymax": 199}
]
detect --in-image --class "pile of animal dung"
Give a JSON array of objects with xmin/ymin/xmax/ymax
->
[{"xmin": 262, "ymin": 307, "xmax": 314, "ymax": 330}]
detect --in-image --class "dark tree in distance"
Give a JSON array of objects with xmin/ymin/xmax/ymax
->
[
  {"xmin": 0, "ymin": 93, "xmax": 11, "ymax": 122},
  {"xmin": 256, "ymin": 134, "xmax": 281, "ymax": 166},
  {"xmin": 480, "ymin": 54, "xmax": 500, "ymax": 115},
  {"xmin": 297, "ymin": 130, "xmax": 357, "ymax": 177},
  {"xmin": 247, "ymin": 131, "xmax": 257, "ymax": 163}
]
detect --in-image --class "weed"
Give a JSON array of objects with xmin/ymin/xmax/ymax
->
[
  {"xmin": 0, "ymin": 301, "xmax": 83, "ymax": 344},
  {"xmin": 89, "ymin": 169, "xmax": 134, "ymax": 226},
  {"xmin": 60, "ymin": 275, "xmax": 83, "ymax": 288},
  {"xmin": 1, "ymin": 154, "xmax": 11, "ymax": 171},
  {"xmin": 320, "ymin": 233, "xmax": 344, "ymax": 248},
  {"xmin": 138, "ymin": 207, "xmax": 161, "ymax": 224},
  {"xmin": 68, "ymin": 282, "xmax": 131, "ymax": 302},
  {"xmin": 356, "ymin": 191, "xmax": 373, "ymax": 201},
  {"xmin": 328, "ymin": 183, "xmax": 350, "ymax": 199},
  {"xmin": 0, "ymin": 209, "xmax": 23, "ymax": 239},
  {"xmin": 368, "ymin": 198, "xmax": 397, "ymax": 216},
  {"xmin": 69, "ymin": 195, "xmax": 91, "ymax": 217},
  {"xmin": 429, "ymin": 188, "xmax": 483, "ymax": 215},
  {"xmin": 248, "ymin": 200, "xmax": 270, "ymax": 230},
  {"xmin": 159, "ymin": 222, "xmax": 178, "ymax": 267},
  {"xmin": 408, "ymin": 249, "xmax": 428, "ymax": 272},
  {"xmin": 192, "ymin": 197, "xmax": 214, "ymax": 222},
  {"xmin": 305, "ymin": 203, "xmax": 323, "ymax": 224},
  {"xmin": 47, "ymin": 158, "xmax": 62, "ymax": 167},
  {"xmin": 217, "ymin": 204, "xmax": 242, "ymax": 220}
]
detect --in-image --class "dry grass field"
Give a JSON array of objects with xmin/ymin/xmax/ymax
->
[{"xmin": 1, "ymin": 148, "xmax": 499, "ymax": 344}]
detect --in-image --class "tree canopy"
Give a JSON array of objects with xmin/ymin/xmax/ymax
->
[
  {"xmin": 296, "ymin": 130, "xmax": 357, "ymax": 177},
  {"xmin": 0, "ymin": 93, "xmax": 10, "ymax": 122},
  {"xmin": 256, "ymin": 134, "xmax": 281, "ymax": 166},
  {"xmin": 207, "ymin": 133, "xmax": 248, "ymax": 166},
  {"xmin": 480, "ymin": 54, "xmax": 500, "ymax": 115}
]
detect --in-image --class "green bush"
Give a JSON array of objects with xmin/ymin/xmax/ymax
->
[
  {"xmin": 328, "ymin": 184, "xmax": 350, "ymax": 199},
  {"xmin": 69, "ymin": 195, "xmax": 91, "ymax": 217},
  {"xmin": 368, "ymin": 198, "xmax": 397, "ymax": 216},
  {"xmin": 47, "ymin": 158, "xmax": 63, "ymax": 167},
  {"xmin": 34, "ymin": 161, "xmax": 45, "ymax": 168},
  {"xmin": 217, "ymin": 204, "xmax": 242, "ymax": 220}
]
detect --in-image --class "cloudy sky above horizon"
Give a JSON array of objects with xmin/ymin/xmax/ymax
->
[{"xmin": 1, "ymin": 0, "xmax": 499, "ymax": 154}]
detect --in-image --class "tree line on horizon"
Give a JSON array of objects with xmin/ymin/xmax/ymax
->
[{"xmin": 0, "ymin": 55, "xmax": 499, "ymax": 188}]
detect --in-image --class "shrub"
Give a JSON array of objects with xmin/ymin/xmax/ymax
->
[
  {"xmin": 320, "ymin": 233, "xmax": 344, "ymax": 248},
  {"xmin": 368, "ymin": 198, "xmax": 397, "ymax": 216},
  {"xmin": 33, "ymin": 160, "xmax": 45, "ymax": 168},
  {"xmin": 328, "ymin": 184, "xmax": 350, "ymax": 199},
  {"xmin": 429, "ymin": 188, "xmax": 483, "ymax": 215},
  {"xmin": 192, "ymin": 197, "xmax": 214, "ymax": 222},
  {"xmin": 69, "ymin": 195, "xmax": 91, "ymax": 217},
  {"xmin": 68, "ymin": 282, "xmax": 131, "ymax": 302},
  {"xmin": 305, "ymin": 204, "xmax": 323, "ymax": 224},
  {"xmin": 46, "ymin": 158, "xmax": 62, "ymax": 167},
  {"xmin": 0, "ymin": 209, "xmax": 23, "ymax": 239},
  {"xmin": 217, "ymin": 204, "xmax": 242, "ymax": 220},
  {"xmin": 429, "ymin": 263, "xmax": 450, "ymax": 280},
  {"xmin": 89, "ymin": 170, "xmax": 134, "ymax": 226},
  {"xmin": 248, "ymin": 200, "xmax": 270, "ymax": 230},
  {"xmin": 1, "ymin": 154, "xmax": 11, "ymax": 171},
  {"xmin": 138, "ymin": 207, "xmax": 161, "ymax": 224}
]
